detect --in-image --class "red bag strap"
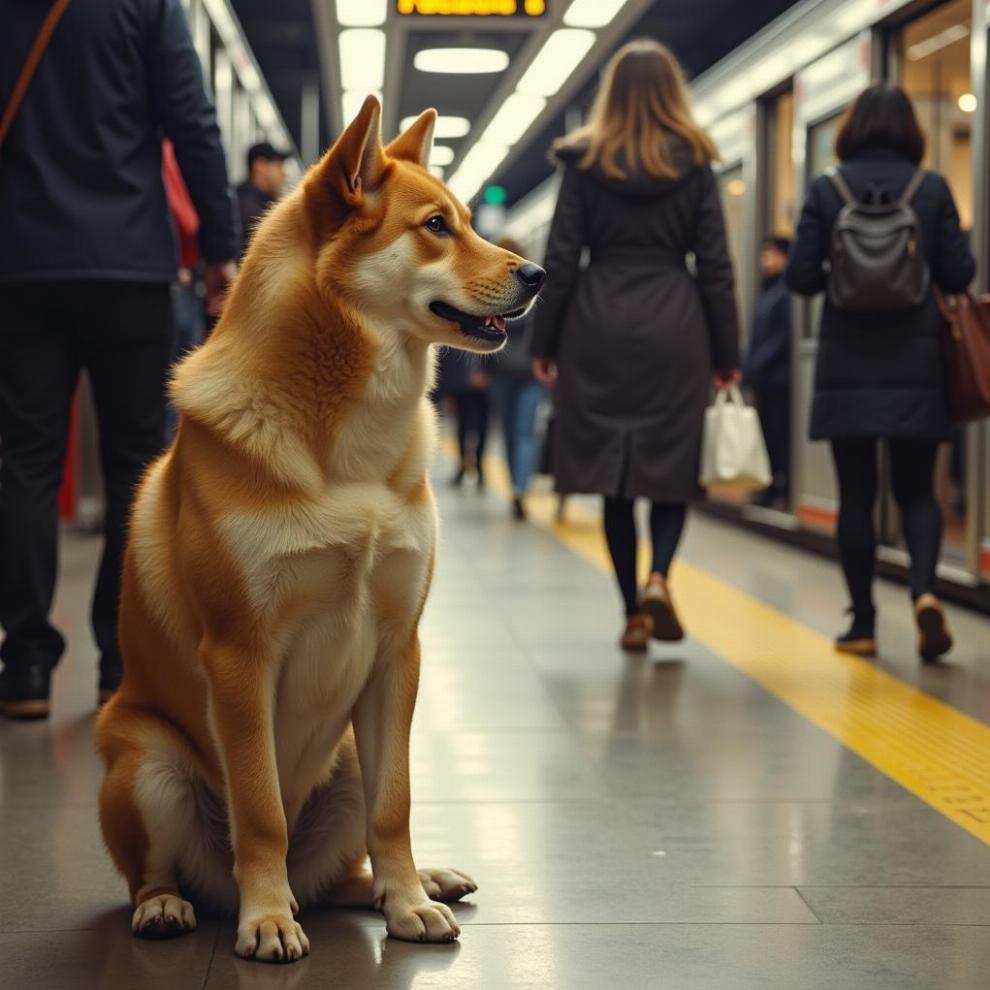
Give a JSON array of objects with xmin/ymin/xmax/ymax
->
[{"xmin": 0, "ymin": 0, "xmax": 72, "ymax": 150}]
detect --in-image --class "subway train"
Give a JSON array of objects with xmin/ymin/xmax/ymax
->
[{"xmin": 505, "ymin": 0, "xmax": 990, "ymax": 611}]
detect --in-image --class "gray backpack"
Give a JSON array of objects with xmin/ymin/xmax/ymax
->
[{"xmin": 827, "ymin": 168, "xmax": 929, "ymax": 311}]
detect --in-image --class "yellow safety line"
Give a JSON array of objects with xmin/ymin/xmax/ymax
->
[{"xmin": 441, "ymin": 437, "xmax": 990, "ymax": 845}]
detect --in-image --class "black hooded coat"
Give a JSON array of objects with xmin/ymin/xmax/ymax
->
[{"xmin": 530, "ymin": 139, "xmax": 740, "ymax": 501}]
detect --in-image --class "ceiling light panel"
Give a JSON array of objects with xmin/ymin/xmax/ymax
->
[
  {"xmin": 342, "ymin": 89, "xmax": 382, "ymax": 124},
  {"xmin": 336, "ymin": 0, "xmax": 386, "ymax": 26},
  {"xmin": 516, "ymin": 29, "xmax": 595, "ymax": 96},
  {"xmin": 414, "ymin": 47, "xmax": 510, "ymax": 74},
  {"xmin": 563, "ymin": 0, "xmax": 630, "ymax": 27},
  {"xmin": 339, "ymin": 29, "xmax": 386, "ymax": 91},
  {"xmin": 400, "ymin": 115, "xmax": 471, "ymax": 139},
  {"xmin": 429, "ymin": 145, "xmax": 455, "ymax": 166},
  {"xmin": 449, "ymin": 141, "xmax": 509, "ymax": 202},
  {"xmin": 483, "ymin": 93, "xmax": 547, "ymax": 146}
]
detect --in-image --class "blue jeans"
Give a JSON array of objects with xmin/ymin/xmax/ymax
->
[
  {"xmin": 165, "ymin": 278, "xmax": 205, "ymax": 441},
  {"xmin": 491, "ymin": 378, "xmax": 546, "ymax": 494}
]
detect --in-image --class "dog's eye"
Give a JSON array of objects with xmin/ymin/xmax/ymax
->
[{"xmin": 424, "ymin": 214, "xmax": 449, "ymax": 236}]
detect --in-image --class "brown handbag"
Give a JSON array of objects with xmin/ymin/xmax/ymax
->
[
  {"xmin": 935, "ymin": 289, "xmax": 990, "ymax": 423},
  {"xmin": 0, "ymin": 0, "xmax": 72, "ymax": 150}
]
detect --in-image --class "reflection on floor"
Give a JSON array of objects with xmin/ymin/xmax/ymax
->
[{"xmin": 2, "ymin": 473, "xmax": 989, "ymax": 989}]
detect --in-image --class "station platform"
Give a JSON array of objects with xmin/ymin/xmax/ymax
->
[{"xmin": 1, "ymin": 458, "xmax": 989, "ymax": 989}]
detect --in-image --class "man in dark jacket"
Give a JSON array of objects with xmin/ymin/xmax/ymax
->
[
  {"xmin": 743, "ymin": 236, "xmax": 792, "ymax": 508},
  {"xmin": 237, "ymin": 142, "xmax": 289, "ymax": 254},
  {"xmin": 0, "ymin": 0, "xmax": 238, "ymax": 718}
]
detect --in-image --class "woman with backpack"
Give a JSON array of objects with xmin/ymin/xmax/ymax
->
[
  {"xmin": 531, "ymin": 39, "xmax": 740, "ymax": 652},
  {"xmin": 787, "ymin": 83, "xmax": 974, "ymax": 661}
]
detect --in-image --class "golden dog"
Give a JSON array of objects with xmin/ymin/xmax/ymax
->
[{"xmin": 95, "ymin": 95, "xmax": 544, "ymax": 962}]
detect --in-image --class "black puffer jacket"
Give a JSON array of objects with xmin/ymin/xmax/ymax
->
[
  {"xmin": 786, "ymin": 148, "xmax": 974, "ymax": 440},
  {"xmin": 0, "ymin": 0, "xmax": 238, "ymax": 283}
]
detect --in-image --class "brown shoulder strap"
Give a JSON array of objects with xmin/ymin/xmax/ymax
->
[{"xmin": 0, "ymin": 0, "xmax": 72, "ymax": 150}]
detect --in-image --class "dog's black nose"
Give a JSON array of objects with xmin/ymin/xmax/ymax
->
[{"xmin": 516, "ymin": 262, "xmax": 546, "ymax": 292}]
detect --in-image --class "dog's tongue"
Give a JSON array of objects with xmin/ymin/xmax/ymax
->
[{"xmin": 484, "ymin": 315, "xmax": 507, "ymax": 332}]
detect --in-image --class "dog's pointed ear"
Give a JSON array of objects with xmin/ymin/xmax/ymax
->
[
  {"xmin": 385, "ymin": 108, "xmax": 437, "ymax": 168},
  {"xmin": 307, "ymin": 95, "xmax": 386, "ymax": 211}
]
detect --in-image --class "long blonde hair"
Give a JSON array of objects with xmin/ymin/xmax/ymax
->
[{"xmin": 557, "ymin": 39, "xmax": 718, "ymax": 180}]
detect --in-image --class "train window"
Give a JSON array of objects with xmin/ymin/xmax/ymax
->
[
  {"xmin": 801, "ymin": 112, "xmax": 842, "ymax": 339},
  {"xmin": 807, "ymin": 113, "xmax": 840, "ymax": 176},
  {"xmin": 717, "ymin": 166, "xmax": 747, "ymax": 325},
  {"xmin": 900, "ymin": 0, "xmax": 972, "ymax": 225},
  {"xmin": 897, "ymin": 0, "xmax": 973, "ymax": 561},
  {"xmin": 768, "ymin": 91, "xmax": 795, "ymax": 238}
]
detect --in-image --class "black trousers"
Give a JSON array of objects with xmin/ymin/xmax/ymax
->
[
  {"xmin": 453, "ymin": 390, "xmax": 490, "ymax": 468},
  {"xmin": 830, "ymin": 437, "xmax": 942, "ymax": 617},
  {"xmin": 0, "ymin": 281, "xmax": 173, "ymax": 678},
  {"xmin": 755, "ymin": 388, "xmax": 791, "ymax": 500},
  {"xmin": 603, "ymin": 497, "xmax": 687, "ymax": 616}
]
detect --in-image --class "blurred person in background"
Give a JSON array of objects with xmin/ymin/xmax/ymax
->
[
  {"xmin": 490, "ymin": 237, "xmax": 547, "ymax": 521},
  {"xmin": 162, "ymin": 139, "xmax": 206, "ymax": 441},
  {"xmin": 438, "ymin": 348, "xmax": 492, "ymax": 490},
  {"xmin": 237, "ymin": 141, "xmax": 288, "ymax": 253},
  {"xmin": 787, "ymin": 83, "xmax": 973, "ymax": 661},
  {"xmin": 531, "ymin": 39, "xmax": 740, "ymax": 653},
  {"xmin": 0, "ymin": 0, "xmax": 238, "ymax": 718},
  {"xmin": 743, "ymin": 235, "xmax": 792, "ymax": 509}
]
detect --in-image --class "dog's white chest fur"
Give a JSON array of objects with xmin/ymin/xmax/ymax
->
[
  {"xmin": 220, "ymin": 339, "xmax": 438, "ymax": 813},
  {"xmin": 253, "ymin": 484, "xmax": 435, "ymax": 815}
]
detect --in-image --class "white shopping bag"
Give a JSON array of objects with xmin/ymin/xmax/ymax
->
[{"xmin": 699, "ymin": 385, "xmax": 772, "ymax": 492}]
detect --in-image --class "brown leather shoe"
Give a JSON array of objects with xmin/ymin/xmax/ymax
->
[
  {"xmin": 834, "ymin": 635, "xmax": 878, "ymax": 658},
  {"xmin": 915, "ymin": 594, "xmax": 952, "ymax": 662},
  {"xmin": 639, "ymin": 574, "xmax": 685, "ymax": 642},
  {"xmin": 620, "ymin": 613, "xmax": 653, "ymax": 652}
]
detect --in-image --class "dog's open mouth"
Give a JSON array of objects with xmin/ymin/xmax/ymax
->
[{"xmin": 430, "ymin": 301, "xmax": 526, "ymax": 344}]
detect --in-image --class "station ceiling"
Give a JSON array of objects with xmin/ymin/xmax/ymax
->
[{"xmin": 234, "ymin": 0, "xmax": 803, "ymax": 206}]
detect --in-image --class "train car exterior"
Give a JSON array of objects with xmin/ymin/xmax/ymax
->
[{"xmin": 506, "ymin": 0, "xmax": 990, "ymax": 610}]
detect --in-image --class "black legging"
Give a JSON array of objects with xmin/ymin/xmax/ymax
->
[
  {"xmin": 603, "ymin": 497, "xmax": 687, "ymax": 616},
  {"xmin": 453, "ymin": 390, "xmax": 489, "ymax": 469},
  {"xmin": 830, "ymin": 438, "xmax": 942, "ymax": 617}
]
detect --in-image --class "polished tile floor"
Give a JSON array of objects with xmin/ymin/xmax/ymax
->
[{"xmin": 2, "ymin": 475, "xmax": 990, "ymax": 989}]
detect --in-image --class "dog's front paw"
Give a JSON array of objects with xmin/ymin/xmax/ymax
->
[
  {"xmin": 235, "ymin": 912, "xmax": 310, "ymax": 963},
  {"xmin": 419, "ymin": 867, "xmax": 478, "ymax": 903},
  {"xmin": 384, "ymin": 895, "xmax": 461, "ymax": 943},
  {"xmin": 132, "ymin": 893, "xmax": 197, "ymax": 938}
]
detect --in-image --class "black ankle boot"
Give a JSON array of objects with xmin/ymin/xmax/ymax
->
[
  {"xmin": 835, "ymin": 609, "xmax": 877, "ymax": 658},
  {"xmin": 1, "ymin": 662, "xmax": 52, "ymax": 720}
]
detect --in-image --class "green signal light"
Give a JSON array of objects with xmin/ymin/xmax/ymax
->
[{"xmin": 483, "ymin": 185, "xmax": 507, "ymax": 205}]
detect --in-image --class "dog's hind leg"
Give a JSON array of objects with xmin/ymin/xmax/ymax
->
[{"xmin": 98, "ymin": 709, "xmax": 203, "ymax": 938}]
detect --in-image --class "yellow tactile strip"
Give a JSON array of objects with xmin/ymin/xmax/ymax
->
[{"xmin": 456, "ymin": 443, "xmax": 990, "ymax": 845}]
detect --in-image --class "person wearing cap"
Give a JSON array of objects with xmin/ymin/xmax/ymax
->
[
  {"xmin": 743, "ymin": 235, "xmax": 793, "ymax": 508},
  {"xmin": 237, "ymin": 142, "xmax": 289, "ymax": 253}
]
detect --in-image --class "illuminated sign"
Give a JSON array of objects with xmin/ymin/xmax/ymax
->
[{"xmin": 396, "ymin": 0, "xmax": 547, "ymax": 16}]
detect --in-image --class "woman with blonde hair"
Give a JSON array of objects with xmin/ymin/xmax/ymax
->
[{"xmin": 531, "ymin": 39, "xmax": 740, "ymax": 652}]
